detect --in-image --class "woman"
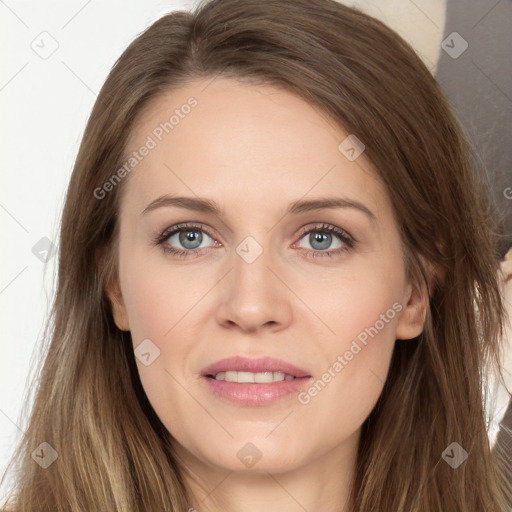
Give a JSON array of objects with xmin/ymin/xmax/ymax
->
[{"xmin": 2, "ymin": 0, "xmax": 511, "ymax": 510}]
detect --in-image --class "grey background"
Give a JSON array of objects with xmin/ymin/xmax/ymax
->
[{"xmin": 436, "ymin": 0, "xmax": 512, "ymax": 257}]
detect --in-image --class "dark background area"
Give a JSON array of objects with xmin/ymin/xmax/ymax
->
[{"xmin": 435, "ymin": 0, "xmax": 512, "ymax": 258}]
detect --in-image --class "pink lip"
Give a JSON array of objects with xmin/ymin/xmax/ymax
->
[
  {"xmin": 200, "ymin": 356, "xmax": 313, "ymax": 406},
  {"xmin": 201, "ymin": 356, "xmax": 311, "ymax": 378}
]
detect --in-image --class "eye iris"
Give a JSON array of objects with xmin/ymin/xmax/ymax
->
[
  {"xmin": 179, "ymin": 230, "xmax": 202, "ymax": 249},
  {"xmin": 310, "ymin": 231, "xmax": 331, "ymax": 250}
]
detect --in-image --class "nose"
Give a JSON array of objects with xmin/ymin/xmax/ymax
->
[{"xmin": 214, "ymin": 237, "xmax": 293, "ymax": 334}]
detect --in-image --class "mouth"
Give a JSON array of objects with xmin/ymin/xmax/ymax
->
[
  {"xmin": 200, "ymin": 356, "xmax": 312, "ymax": 406},
  {"xmin": 206, "ymin": 371, "xmax": 300, "ymax": 383},
  {"xmin": 201, "ymin": 355, "xmax": 311, "ymax": 378}
]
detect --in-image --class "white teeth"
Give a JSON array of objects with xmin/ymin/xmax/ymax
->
[
  {"xmin": 237, "ymin": 371, "xmax": 254, "ymax": 383},
  {"xmin": 214, "ymin": 371, "xmax": 295, "ymax": 383}
]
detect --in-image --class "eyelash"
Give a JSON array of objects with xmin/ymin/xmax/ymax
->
[{"xmin": 153, "ymin": 222, "xmax": 356, "ymax": 259}]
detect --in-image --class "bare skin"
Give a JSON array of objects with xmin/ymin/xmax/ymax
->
[{"xmin": 107, "ymin": 77, "xmax": 427, "ymax": 512}]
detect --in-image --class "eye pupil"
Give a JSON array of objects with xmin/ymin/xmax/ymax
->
[
  {"xmin": 179, "ymin": 230, "xmax": 202, "ymax": 249},
  {"xmin": 310, "ymin": 231, "xmax": 332, "ymax": 250}
]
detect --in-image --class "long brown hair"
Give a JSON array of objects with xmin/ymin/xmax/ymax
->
[{"xmin": 2, "ymin": 0, "xmax": 511, "ymax": 510}]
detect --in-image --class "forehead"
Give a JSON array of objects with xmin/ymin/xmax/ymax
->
[{"xmin": 121, "ymin": 77, "xmax": 389, "ymax": 219}]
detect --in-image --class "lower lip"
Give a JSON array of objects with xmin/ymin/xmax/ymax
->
[{"xmin": 201, "ymin": 375, "xmax": 312, "ymax": 406}]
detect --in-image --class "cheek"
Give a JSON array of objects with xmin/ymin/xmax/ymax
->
[
  {"xmin": 118, "ymin": 249, "xmax": 215, "ymax": 413},
  {"xmin": 292, "ymin": 253, "xmax": 405, "ymax": 346},
  {"xmin": 119, "ymin": 259, "xmax": 202, "ymax": 431},
  {"xmin": 295, "ymin": 304, "xmax": 400, "ymax": 453},
  {"xmin": 123, "ymin": 278, "xmax": 175, "ymax": 341},
  {"xmin": 291, "ymin": 258, "xmax": 404, "ymax": 425},
  {"xmin": 120, "ymin": 248, "xmax": 211, "ymax": 341}
]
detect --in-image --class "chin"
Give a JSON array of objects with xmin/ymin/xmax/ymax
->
[{"xmin": 181, "ymin": 435, "xmax": 309, "ymax": 475}]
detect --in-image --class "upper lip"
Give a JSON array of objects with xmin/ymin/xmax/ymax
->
[{"xmin": 201, "ymin": 356, "xmax": 311, "ymax": 378}]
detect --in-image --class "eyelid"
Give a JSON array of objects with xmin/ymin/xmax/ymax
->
[
  {"xmin": 294, "ymin": 223, "xmax": 355, "ymax": 244},
  {"xmin": 155, "ymin": 222, "xmax": 219, "ymax": 245}
]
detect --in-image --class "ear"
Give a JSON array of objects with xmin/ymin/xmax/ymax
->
[
  {"xmin": 95, "ymin": 246, "xmax": 130, "ymax": 332},
  {"xmin": 395, "ymin": 278, "xmax": 429, "ymax": 340},
  {"xmin": 106, "ymin": 278, "xmax": 131, "ymax": 332}
]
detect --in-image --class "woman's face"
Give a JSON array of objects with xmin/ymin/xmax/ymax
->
[{"xmin": 107, "ymin": 77, "xmax": 425, "ymax": 477}]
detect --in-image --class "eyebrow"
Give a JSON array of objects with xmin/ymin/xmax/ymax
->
[{"xmin": 141, "ymin": 195, "xmax": 376, "ymax": 222}]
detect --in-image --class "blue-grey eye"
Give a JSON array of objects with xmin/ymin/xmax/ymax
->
[
  {"xmin": 311, "ymin": 232, "xmax": 330, "ymax": 250},
  {"xmin": 300, "ymin": 231, "xmax": 344, "ymax": 251},
  {"xmin": 167, "ymin": 229, "xmax": 213, "ymax": 250}
]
